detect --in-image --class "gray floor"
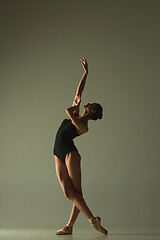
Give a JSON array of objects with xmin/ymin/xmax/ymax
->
[{"xmin": 0, "ymin": 229, "xmax": 160, "ymax": 240}]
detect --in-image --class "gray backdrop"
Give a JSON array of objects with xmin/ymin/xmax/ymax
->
[{"xmin": 1, "ymin": 0, "xmax": 160, "ymax": 233}]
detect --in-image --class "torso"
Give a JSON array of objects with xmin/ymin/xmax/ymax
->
[
  {"xmin": 53, "ymin": 118, "xmax": 80, "ymax": 163},
  {"xmin": 66, "ymin": 116, "xmax": 88, "ymax": 136}
]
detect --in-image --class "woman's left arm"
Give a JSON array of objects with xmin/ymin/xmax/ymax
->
[
  {"xmin": 75, "ymin": 57, "xmax": 88, "ymax": 98},
  {"xmin": 71, "ymin": 57, "xmax": 88, "ymax": 115}
]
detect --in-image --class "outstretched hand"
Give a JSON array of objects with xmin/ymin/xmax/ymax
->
[{"xmin": 80, "ymin": 56, "xmax": 88, "ymax": 74}]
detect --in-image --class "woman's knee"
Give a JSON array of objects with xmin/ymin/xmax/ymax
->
[
  {"xmin": 79, "ymin": 189, "xmax": 83, "ymax": 197},
  {"xmin": 64, "ymin": 189, "xmax": 83, "ymax": 201},
  {"xmin": 64, "ymin": 188, "xmax": 75, "ymax": 200},
  {"xmin": 63, "ymin": 184, "xmax": 83, "ymax": 200},
  {"xmin": 72, "ymin": 186, "xmax": 83, "ymax": 197}
]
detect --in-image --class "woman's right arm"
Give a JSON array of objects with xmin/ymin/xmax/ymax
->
[{"xmin": 66, "ymin": 106, "xmax": 88, "ymax": 134}]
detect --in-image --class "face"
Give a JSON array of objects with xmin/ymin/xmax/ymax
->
[{"xmin": 84, "ymin": 103, "xmax": 96, "ymax": 113}]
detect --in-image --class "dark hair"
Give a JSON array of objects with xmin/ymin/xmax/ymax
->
[{"xmin": 90, "ymin": 103, "xmax": 103, "ymax": 120}]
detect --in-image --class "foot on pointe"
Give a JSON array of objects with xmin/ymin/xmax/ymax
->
[
  {"xmin": 56, "ymin": 223, "xmax": 73, "ymax": 235},
  {"xmin": 88, "ymin": 216, "xmax": 108, "ymax": 235}
]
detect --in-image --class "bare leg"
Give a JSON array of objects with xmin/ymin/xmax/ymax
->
[
  {"xmin": 65, "ymin": 151, "xmax": 94, "ymax": 222},
  {"xmin": 55, "ymin": 152, "xmax": 93, "ymax": 220},
  {"xmin": 68, "ymin": 204, "xmax": 80, "ymax": 225},
  {"xmin": 55, "ymin": 153, "xmax": 108, "ymax": 235},
  {"xmin": 68, "ymin": 188, "xmax": 93, "ymax": 219},
  {"xmin": 66, "ymin": 152, "xmax": 81, "ymax": 225}
]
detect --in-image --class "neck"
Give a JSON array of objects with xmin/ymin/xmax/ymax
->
[{"xmin": 79, "ymin": 111, "xmax": 91, "ymax": 124}]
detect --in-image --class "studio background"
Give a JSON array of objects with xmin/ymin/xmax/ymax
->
[{"xmin": 0, "ymin": 0, "xmax": 160, "ymax": 233}]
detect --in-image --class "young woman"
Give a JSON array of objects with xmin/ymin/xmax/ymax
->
[{"xmin": 53, "ymin": 57, "xmax": 108, "ymax": 235}]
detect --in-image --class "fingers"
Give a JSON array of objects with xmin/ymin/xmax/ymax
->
[
  {"xmin": 80, "ymin": 58, "xmax": 84, "ymax": 64},
  {"xmin": 80, "ymin": 56, "xmax": 85, "ymax": 61},
  {"xmin": 80, "ymin": 59, "xmax": 84, "ymax": 64},
  {"xmin": 80, "ymin": 56, "xmax": 87, "ymax": 64},
  {"xmin": 80, "ymin": 56, "xmax": 88, "ymax": 73}
]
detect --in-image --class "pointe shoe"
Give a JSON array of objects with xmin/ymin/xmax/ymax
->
[
  {"xmin": 88, "ymin": 216, "xmax": 108, "ymax": 235},
  {"xmin": 56, "ymin": 225, "xmax": 73, "ymax": 235}
]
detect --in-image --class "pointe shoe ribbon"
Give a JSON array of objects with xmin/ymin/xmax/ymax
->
[
  {"xmin": 88, "ymin": 216, "xmax": 108, "ymax": 235},
  {"xmin": 56, "ymin": 225, "xmax": 73, "ymax": 235}
]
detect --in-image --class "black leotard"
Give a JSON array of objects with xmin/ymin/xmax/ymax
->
[{"xmin": 53, "ymin": 118, "xmax": 80, "ymax": 163}]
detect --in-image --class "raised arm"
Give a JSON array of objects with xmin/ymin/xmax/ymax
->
[
  {"xmin": 72, "ymin": 57, "xmax": 88, "ymax": 115},
  {"xmin": 75, "ymin": 56, "xmax": 88, "ymax": 97}
]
